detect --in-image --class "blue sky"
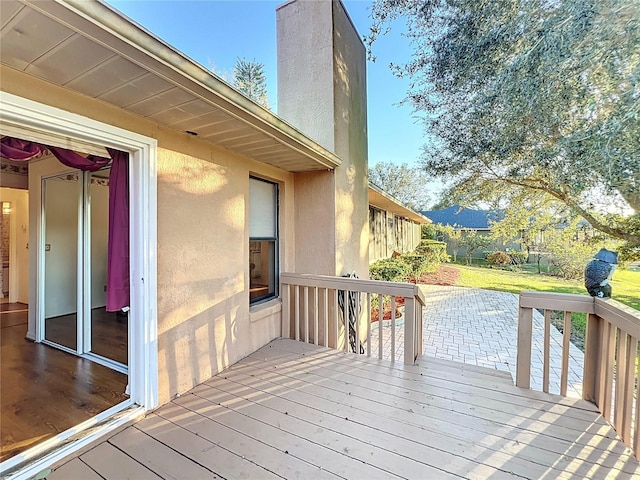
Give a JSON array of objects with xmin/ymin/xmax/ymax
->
[{"xmin": 105, "ymin": 0, "xmax": 427, "ymax": 169}]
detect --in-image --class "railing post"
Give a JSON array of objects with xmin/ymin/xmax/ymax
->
[
  {"xmin": 404, "ymin": 296, "xmax": 415, "ymax": 365},
  {"xmin": 583, "ymin": 312, "xmax": 602, "ymax": 403},
  {"xmin": 281, "ymin": 283, "xmax": 290, "ymax": 338},
  {"xmin": 516, "ymin": 305, "xmax": 533, "ymax": 389}
]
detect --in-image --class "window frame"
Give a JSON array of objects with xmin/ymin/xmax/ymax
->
[{"xmin": 248, "ymin": 176, "xmax": 279, "ymax": 305}]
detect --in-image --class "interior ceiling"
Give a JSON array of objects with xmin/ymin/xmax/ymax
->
[{"xmin": 0, "ymin": 0, "xmax": 341, "ymax": 173}]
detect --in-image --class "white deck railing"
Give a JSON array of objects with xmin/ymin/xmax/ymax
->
[
  {"xmin": 280, "ymin": 273, "xmax": 425, "ymax": 365},
  {"xmin": 517, "ymin": 291, "xmax": 640, "ymax": 459}
]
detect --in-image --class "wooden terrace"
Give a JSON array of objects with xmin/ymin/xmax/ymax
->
[{"xmin": 47, "ymin": 338, "xmax": 640, "ymax": 479}]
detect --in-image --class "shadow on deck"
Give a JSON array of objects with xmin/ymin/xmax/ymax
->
[{"xmin": 48, "ymin": 338, "xmax": 640, "ymax": 479}]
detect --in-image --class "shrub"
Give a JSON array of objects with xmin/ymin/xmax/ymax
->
[
  {"xmin": 421, "ymin": 223, "xmax": 437, "ymax": 240},
  {"xmin": 508, "ymin": 251, "xmax": 528, "ymax": 265},
  {"xmin": 400, "ymin": 254, "xmax": 435, "ymax": 282},
  {"xmin": 415, "ymin": 240, "xmax": 450, "ymax": 264},
  {"xmin": 546, "ymin": 241, "xmax": 594, "ymax": 280},
  {"xmin": 369, "ymin": 258, "xmax": 411, "ymax": 282},
  {"xmin": 487, "ymin": 251, "xmax": 511, "ymax": 267}
]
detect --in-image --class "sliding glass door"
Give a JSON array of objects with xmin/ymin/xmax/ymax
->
[{"xmin": 42, "ymin": 169, "xmax": 127, "ymax": 370}]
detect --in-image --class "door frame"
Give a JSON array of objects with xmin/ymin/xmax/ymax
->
[{"xmin": 0, "ymin": 91, "xmax": 158, "ymax": 478}]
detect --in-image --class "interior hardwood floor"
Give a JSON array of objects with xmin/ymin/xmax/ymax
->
[
  {"xmin": 44, "ymin": 308, "xmax": 128, "ymax": 365},
  {"xmin": 1, "ymin": 305, "xmax": 129, "ymax": 462}
]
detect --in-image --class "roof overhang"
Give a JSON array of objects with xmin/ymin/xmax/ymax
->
[
  {"xmin": 0, "ymin": 0, "xmax": 341, "ymax": 172},
  {"xmin": 368, "ymin": 183, "xmax": 431, "ymax": 224}
]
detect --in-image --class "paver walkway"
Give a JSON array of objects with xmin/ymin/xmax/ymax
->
[{"xmin": 368, "ymin": 285, "xmax": 585, "ymax": 398}]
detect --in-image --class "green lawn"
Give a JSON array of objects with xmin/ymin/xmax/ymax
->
[{"xmin": 453, "ymin": 264, "xmax": 640, "ymax": 311}]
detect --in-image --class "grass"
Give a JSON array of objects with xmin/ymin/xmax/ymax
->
[{"xmin": 452, "ymin": 264, "xmax": 640, "ymax": 310}]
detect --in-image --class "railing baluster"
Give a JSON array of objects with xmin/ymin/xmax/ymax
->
[
  {"xmin": 343, "ymin": 290, "xmax": 349, "ymax": 352},
  {"xmin": 614, "ymin": 328, "xmax": 627, "ymax": 434},
  {"xmin": 602, "ymin": 322, "xmax": 616, "ymax": 422},
  {"xmin": 560, "ymin": 311, "xmax": 572, "ymax": 397},
  {"xmin": 313, "ymin": 287, "xmax": 318, "ymax": 346},
  {"xmin": 634, "ymin": 362, "xmax": 640, "ymax": 457},
  {"xmin": 620, "ymin": 335, "xmax": 637, "ymax": 445},
  {"xmin": 390, "ymin": 296, "xmax": 396, "ymax": 362},
  {"xmin": 294, "ymin": 285, "xmax": 300, "ymax": 341},
  {"xmin": 416, "ymin": 296, "xmax": 423, "ymax": 357},
  {"xmin": 543, "ymin": 310, "xmax": 551, "ymax": 393},
  {"xmin": 303, "ymin": 286, "xmax": 309, "ymax": 344},
  {"xmin": 323, "ymin": 288, "xmax": 328, "ymax": 347},
  {"xmin": 355, "ymin": 291, "xmax": 360, "ymax": 355},
  {"xmin": 366, "ymin": 292, "xmax": 371, "ymax": 357},
  {"xmin": 332, "ymin": 289, "xmax": 338, "ymax": 350},
  {"xmin": 378, "ymin": 293, "xmax": 383, "ymax": 360}
]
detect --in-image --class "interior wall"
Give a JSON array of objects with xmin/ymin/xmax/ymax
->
[{"xmin": 0, "ymin": 187, "xmax": 29, "ymax": 303}]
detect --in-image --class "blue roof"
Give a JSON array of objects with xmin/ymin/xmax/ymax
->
[{"xmin": 420, "ymin": 205, "xmax": 502, "ymax": 230}]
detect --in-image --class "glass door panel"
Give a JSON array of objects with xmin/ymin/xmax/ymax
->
[
  {"xmin": 43, "ymin": 173, "xmax": 80, "ymax": 351},
  {"xmin": 88, "ymin": 169, "xmax": 128, "ymax": 366}
]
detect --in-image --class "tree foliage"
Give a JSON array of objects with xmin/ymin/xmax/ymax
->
[
  {"xmin": 232, "ymin": 57, "xmax": 269, "ymax": 108},
  {"xmin": 435, "ymin": 223, "xmax": 462, "ymax": 262},
  {"xmin": 369, "ymin": 161, "xmax": 432, "ymax": 210},
  {"xmin": 368, "ymin": 0, "xmax": 640, "ymax": 249},
  {"xmin": 459, "ymin": 229, "xmax": 491, "ymax": 265}
]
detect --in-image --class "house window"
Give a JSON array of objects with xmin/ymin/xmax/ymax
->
[{"xmin": 249, "ymin": 177, "xmax": 278, "ymax": 304}]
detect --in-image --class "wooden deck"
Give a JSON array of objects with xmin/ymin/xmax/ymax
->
[{"xmin": 47, "ymin": 338, "xmax": 640, "ymax": 479}]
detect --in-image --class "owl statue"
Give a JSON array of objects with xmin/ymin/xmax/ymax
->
[{"xmin": 584, "ymin": 248, "xmax": 618, "ymax": 298}]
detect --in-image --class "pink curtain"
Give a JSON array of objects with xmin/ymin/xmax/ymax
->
[
  {"xmin": 1, "ymin": 136, "xmax": 130, "ymax": 312},
  {"xmin": 0, "ymin": 137, "xmax": 45, "ymax": 160},
  {"xmin": 106, "ymin": 148, "xmax": 130, "ymax": 312},
  {"xmin": 48, "ymin": 146, "xmax": 111, "ymax": 171}
]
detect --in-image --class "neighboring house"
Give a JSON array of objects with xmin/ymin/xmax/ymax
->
[
  {"xmin": 368, "ymin": 183, "xmax": 430, "ymax": 263},
  {"xmin": 0, "ymin": 0, "xmax": 375, "ymax": 474},
  {"xmin": 421, "ymin": 205, "xmax": 519, "ymax": 259}
]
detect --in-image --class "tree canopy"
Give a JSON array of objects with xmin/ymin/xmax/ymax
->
[
  {"xmin": 369, "ymin": 161, "xmax": 432, "ymax": 210},
  {"xmin": 368, "ymin": 0, "xmax": 640, "ymax": 251},
  {"xmin": 232, "ymin": 58, "xmax": 269, "ymax": 108}
]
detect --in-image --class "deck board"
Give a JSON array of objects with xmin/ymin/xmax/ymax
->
[
  {"xmin": 48, "ymin": 338, "xmax": 640, "ymax": 479},
  {"xmin": 210, "ymin": 353, "xmax": 634, "ymax": 478},
  {"xmin": 78, "ymin": 442, "xmax": 163, "ymax": 480}
]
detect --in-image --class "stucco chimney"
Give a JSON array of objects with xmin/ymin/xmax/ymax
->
[{"xmin": 276, "ymin": 0, "xmax": 369, "ymax": 278}]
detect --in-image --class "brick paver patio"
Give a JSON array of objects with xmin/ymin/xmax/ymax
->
[{"xmin": 367, "ymin": 285, "xmax": 585, "ymax": 398}]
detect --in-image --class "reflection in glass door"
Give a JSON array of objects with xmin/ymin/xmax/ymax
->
[
  {"xmin": 43, "ymin": 173, "xmax": 80, "ymax": 351},
  {"xmin": 88, "ymin": 169, "xmax": 128, "ymax": 366},
  {"xmin": 42, "ymin": 169, "xmax": 128, "ymax": 370}
]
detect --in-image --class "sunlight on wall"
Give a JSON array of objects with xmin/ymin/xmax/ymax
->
[{"xmin": 158, "ymin": 149, "xmax": 228, "ymax": 194}]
